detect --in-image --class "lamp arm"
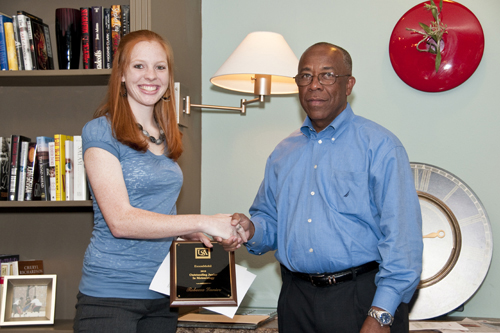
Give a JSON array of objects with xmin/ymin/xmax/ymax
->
[{"xmin": 184, "ymin": 95, "xmax": 265, "ymax": 115}]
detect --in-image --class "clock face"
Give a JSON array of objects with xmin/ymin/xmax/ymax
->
[{"xmin": 409, "ymin": 163, "xmax": 493, "ymax": 320}]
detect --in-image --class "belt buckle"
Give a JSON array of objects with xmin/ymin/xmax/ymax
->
[{"xmin": 309, "ymin": 274, "xmax": 336, "ymax": 287}]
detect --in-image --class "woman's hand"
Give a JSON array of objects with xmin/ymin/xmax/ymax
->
[{"xmin": 181, "ymin": 232, "xmax": 213, "ymax": 248}]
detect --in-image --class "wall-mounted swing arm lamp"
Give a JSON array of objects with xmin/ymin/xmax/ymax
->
[{"xmin": 183, "ymin": 31, "xmax": 299, "ymax": 115}]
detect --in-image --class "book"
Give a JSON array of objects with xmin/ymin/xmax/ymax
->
[
  {"xmin": 110, "ymin": 5, "xmax": 121, "ymax": 59},
  {"xmin": 103, "ymin": 8, "xmax": 112, "ymax": 69},
  {"xmin": 0, "ymin": 12, "xmax": 13, "ymax": 70},
  {"xmin": 121, "ymin": 5, "xmax": 130, "ymax": 37},
  {"xmin": 24, "ymin": 16, "xmax": 37, "ymax": 70},
  {"xmin": 16, "ymin": 12, "xmax": 44, "ymax": 69},
  {"xmin": 24, "ymin": 142, "xmax": 38, "ymax": 200},
  {"xmin": 54, "ymin": 134, "xmax": 72, "ymax": 201},
  {"xmin": 18, "ymin": 260, "xmax": 44, "ymax": 275},
  {"xmin": 1, "ymin": 261, "xmax": 19, "ymax": 276},
  {"xmin": 12, "ymin": 15, "xmax": 25, "ymax": 70},
  {"xmin": 16, "ymin": 141, "xmax": 30, "ymax": 201},
  {"xmin": 4, "ymin": 22, "xmax": 19, "ymax": 70},
  {"xmin": 91, "ymin": 6, "xmax": 103, "ymax": 69},
  {"xmin": 65, "ymin": 139, "xmax": 74, "ymax": 200},
  {"xmin": 31, "ymin": 20, "xmax": 52, "ymax": 70},
  {"xmin": 73, "ymin": 135, "xmax": 87, "ymax": 200},
  {"xmin": 0, "ymin": 137, "xmax": 11, "ymax": 200},
  {"xmin": 36, "ymin": 136, "xmax": 54, "ymax": 201},
  {"xmin": 16, "ymin": 14, "xmax": 33, "ymax": 70},
  {"xmin": 48, "ymin": 141, "xmax": 56, "ymax": 201},
  {"xmin": 80, "ymin": 7, "xmax": 92, "ymax": 69},
  {"xmin": 42, "ymin": 24, "xmax": 55, "ymax": 69},
  {"xmin": 8, "ymin": 135, "xmax": 30, "ymax": 201},
  {"xmin": 0, "ymin": 254, "xmax": 19, "ymax": 263}
]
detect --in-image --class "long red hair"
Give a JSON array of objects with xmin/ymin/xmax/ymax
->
[{"xmin": 94, "ymin": 30, "xmax": 183, "ymax": 161}]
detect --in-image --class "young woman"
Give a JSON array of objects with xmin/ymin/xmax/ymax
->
[{"xmin": 73, "ymin": 30, "xmax": 244, "ymax": 333}]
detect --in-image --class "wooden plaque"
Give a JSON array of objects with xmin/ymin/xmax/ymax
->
[{"xmin": 170, "ymin": 241, "xmax": 237, "ymax": 307}]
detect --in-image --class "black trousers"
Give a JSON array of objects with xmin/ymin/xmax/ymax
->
[
  {"xmin": 73, "ymin": 292, "xmax": 178, "ymax": 333},
  {"xmin": 278, "ymin": 265, "xmax": 409, "ymax": 333}
]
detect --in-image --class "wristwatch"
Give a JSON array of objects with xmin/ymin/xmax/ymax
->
[{"xmin": 368, "ymin": 308, "xmax": 394, "ymax": 326}]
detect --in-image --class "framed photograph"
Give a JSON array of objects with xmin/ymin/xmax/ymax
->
[{"xmin": 0, "ymin": 275, "xmax": 57, "ymax": 326}]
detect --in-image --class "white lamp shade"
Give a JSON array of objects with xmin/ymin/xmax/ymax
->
[{"xmin": 210, "ymin": 31, "xmax": 299, "ymax": 95}]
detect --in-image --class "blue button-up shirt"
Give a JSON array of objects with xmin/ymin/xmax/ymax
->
[{"xmin": 246, "ymin": 103, "xmax": 423, "ymax": 314}]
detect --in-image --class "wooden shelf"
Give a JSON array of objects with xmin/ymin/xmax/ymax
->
[
  {"xmin": 0, "ymin": 200, "xmax": 92, "ymax": 208},
  {"xmin": 0, "ymin": 320, "xmax": 73, "ymax": 332},
  {"xmin": 0, "ymin": 70, "xmax": 112, "ymax": 87}
]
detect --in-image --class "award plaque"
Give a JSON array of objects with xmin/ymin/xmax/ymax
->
[{"xmin": 170, "ymin": 241, "xmax": 237, "ymax": 307}]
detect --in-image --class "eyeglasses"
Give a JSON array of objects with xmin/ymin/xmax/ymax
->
[{"xmin": 294, "ymin": 72, "xmax": 351, "ymax": 86}]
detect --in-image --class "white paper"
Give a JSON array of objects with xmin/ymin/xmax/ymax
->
[
  {"xmin": 149, "ymin": 253, "xmax": 257, "ymax": 319},
  {"xmin": 149, "ymin": 253, "xmax": 171, "ymax": 294},
  {"xmin": 203, "ymin": 264, "xmax": 256, "ymax": 318},
  {"xmin": 410, "ymin": 321, "xmax": 468, "ymax": 331}
]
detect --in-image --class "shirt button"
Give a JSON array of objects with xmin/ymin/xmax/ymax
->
[
  {"xmin": 308, "ymin": 219, "xmax": 312, "ymax": 223},
  {"xmin": 311, "ymin": 191, "xmax": 315, "ymax": 196},
  {"xmin": 318, "ymin": 140, "xmax": 322, "ymax": 144},
  {"xmin": 252, "ymin": 242, "xmax": 255, "ymax": 245},
  {"xmin": 309, "ymin": 248, "xmax": 313, "ymax": 252},
  {"xmin": 331, "ymin": 137, "xmax": 335, "ymax": 141},
  {"xmin": 314, "ymin": 165, "xmax": 317, "ymax": 169}
]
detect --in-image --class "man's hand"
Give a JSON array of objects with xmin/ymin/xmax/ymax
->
[
  {"xmin": 360, "ymin": 309, "xmax": 391, "ymax": 333},
  {"xmin": 214, "ymin": 213, "xmax": 255, "ymax": 251}
]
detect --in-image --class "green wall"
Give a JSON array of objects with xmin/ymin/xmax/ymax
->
[{"xmin": 200, "ymin": 0, "xmax": 499, "ymax": 318}]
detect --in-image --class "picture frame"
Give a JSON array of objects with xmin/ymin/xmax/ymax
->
[{"xmin": 0, "ymin": 275, "xmax": 57, "ymax": 326}]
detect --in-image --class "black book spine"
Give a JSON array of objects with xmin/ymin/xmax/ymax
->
[
  {"xmin": 121, "ymin": 5, "xmax": 130, "ymax": 37},
  {"xmin": 0, "ymin": 137, "xmax": 10, "ymax": 200},
  {"xmin": 103, "ymin": 8, "xmax": 112, "ymax": 69},
  {"xmin": 81, "ymin": 7, "xmax": 92, "ymax": 69},
  {"xmin": 8, "ymin": 135, "xmax": 31, "ymax": 201},
  {"xmin": 91, "ymin": 6, "xmax": 103, "ymax": 69}
]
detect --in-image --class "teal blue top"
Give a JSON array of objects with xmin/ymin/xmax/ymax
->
[{"xmin": 79, "ymin": 116, "xmax": 182, "ymax": 299}]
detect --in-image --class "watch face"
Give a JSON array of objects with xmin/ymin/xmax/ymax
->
[
  {"xmin": 380, "ymin": 313, "xmax": 392, "ymax": 325},
  {"xmin": 409, "ymin": 163, "xmax": 493, "ymax": 320}
]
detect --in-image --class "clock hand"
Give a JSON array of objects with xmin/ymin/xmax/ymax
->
[{"xmin": 423, "ymin": 230, "xmax": 445, "ymax": 239}]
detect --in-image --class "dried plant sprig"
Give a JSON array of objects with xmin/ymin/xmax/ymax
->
[{"xmin": 406, "ymin": 0, "xmax": 448, "ymax": 72}]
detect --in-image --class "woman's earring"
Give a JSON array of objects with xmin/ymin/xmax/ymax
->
[{"xmin": 162, "ymin": 95, "xmax": 170, "ymax": 101}]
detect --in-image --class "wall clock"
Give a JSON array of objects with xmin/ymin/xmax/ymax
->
[
  {"xmin": 409, "ymin": 162, "xmax": 493, "ymax": 320},
  {"xmin": 389, "ymin": 1, "xmax": 484, "ymax": 92}
]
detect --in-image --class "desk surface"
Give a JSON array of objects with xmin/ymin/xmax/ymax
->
[{"xmin": 176, "ymin": 316, "xmax": 500, "ymax": 333}]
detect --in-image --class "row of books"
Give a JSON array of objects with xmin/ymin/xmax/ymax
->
[
  {"xmin": 82, "ymin": 5, "xmax": 130, "ymax": 69},
  {"xmin": 0, "ymin": 135, "xmax": 88, "ymax": 202},
  {"xmin": 0, "ymin": 10, "xmax": 54, "ymax": 70},
  {"xmin": 0, "ymin": 5, "xmax": 130, "ymax": 71}
]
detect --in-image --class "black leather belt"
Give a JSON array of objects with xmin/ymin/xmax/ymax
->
[{"xmin": 289, "ymin": 261, "xmax": 379, "ymax": 287}]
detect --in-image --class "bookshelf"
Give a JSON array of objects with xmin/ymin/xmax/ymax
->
[{"xmin": 0, "ymin": 0, "xmax": 202, "ymax": 329}]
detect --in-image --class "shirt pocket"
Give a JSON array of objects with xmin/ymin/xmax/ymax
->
[{"xmin": 329, "ymin": 170, "xmax": 369, "ymax": 215}]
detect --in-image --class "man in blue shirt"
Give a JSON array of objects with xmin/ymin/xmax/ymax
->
[{"xmin": 221, "ymin": 42, "xmax": 423, "ymax": 332}]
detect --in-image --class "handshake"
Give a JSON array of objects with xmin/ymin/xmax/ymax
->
[
  {"xmin": 215, "ymin": 213, "xmax": 256, "ymax": 252},
  {"xmin": 181, "ymin": 213, "xmax": 255, "ymax": 252}
]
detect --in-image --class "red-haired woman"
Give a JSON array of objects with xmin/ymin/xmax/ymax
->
[{"xmin": 73, "ymin": 30, "xmax": 244, "ymax": 333}]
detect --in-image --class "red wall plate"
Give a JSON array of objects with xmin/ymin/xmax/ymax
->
[{"xmin": 389, "ymin": 1, "xmax": 484, "ymax": 92}]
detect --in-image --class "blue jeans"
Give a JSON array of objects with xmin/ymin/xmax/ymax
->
[{"xmin": 73, "ymin": 292, "xmax": 178, "ymax": 333}]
